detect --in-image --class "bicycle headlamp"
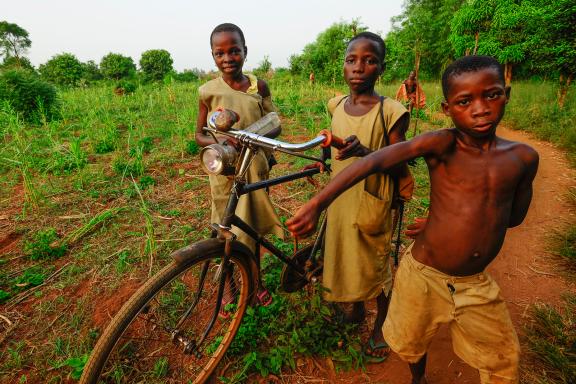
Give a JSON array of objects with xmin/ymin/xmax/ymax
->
[{"xmin": 200, "ymin": 143, "xmax": 238, "ymax": 176}]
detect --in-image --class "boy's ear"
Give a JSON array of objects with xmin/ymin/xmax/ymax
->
[
  {"xmin": 505, "ymin": 86, "xmax": 511, "ymax": 103},
  {"xmin": 244, "ymin": 46, "xmax": 248, "ymax": 57},
  {"xmin": 441, "ymin": 100, "xmax": 450, "ymax": 116}
]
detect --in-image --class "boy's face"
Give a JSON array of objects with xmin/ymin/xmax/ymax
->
[
  {"xmin": 211, "ymin": 31, "xmax": 246, "ymax": 76},
  {"xmin": 442, "ymin": 67, "xmax": 510, "ymax": 139},
  {"xmin": 343, "ymin": 38, "xmax": 383, "ymax": 93}
]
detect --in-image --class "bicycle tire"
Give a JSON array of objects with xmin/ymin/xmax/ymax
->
[{"xmin": 81, "ymin": 240, "xmax": 255, "ymax": 384}]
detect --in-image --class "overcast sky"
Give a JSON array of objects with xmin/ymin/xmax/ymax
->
[{"xmin": 4, "ymin": 0, "xmax": 405, "ymax": 72}]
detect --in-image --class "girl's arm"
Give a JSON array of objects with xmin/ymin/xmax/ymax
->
[{"xmin": 258, "ymin": 79, "xmax": 281, "ymax": 139}]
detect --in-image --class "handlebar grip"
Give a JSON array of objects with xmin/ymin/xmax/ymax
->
[{"xmin": 319, "ymin": 130, "xmax": 346, "ymax": 149}]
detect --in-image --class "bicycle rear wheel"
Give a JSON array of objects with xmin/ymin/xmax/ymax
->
[{"xmin": 81, "ymin": 242, "xmax": 255, "ymax": 384}]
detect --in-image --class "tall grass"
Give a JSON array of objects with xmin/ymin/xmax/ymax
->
[{"xmin": 505, "ymin": 81, "xmax": 576, "ymax": 164}]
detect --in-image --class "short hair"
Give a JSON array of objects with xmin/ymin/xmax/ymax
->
[
  {"xmin": 347, "ymin": 32, "xmax": 386, "ymax": 64},
  {"xmin": 442, "ymin": 55, "xmax": 505, "ymax": 98},
  {"xmin": 210, "ymin": 23, "xmax": 245, "ymax": 47}
]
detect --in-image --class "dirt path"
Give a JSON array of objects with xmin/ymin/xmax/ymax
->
[{"xmin": 320, "ymin": 126, "xmax": 576, "ymax": 384}]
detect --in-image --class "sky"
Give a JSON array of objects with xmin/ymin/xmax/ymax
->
[{"xmin": 4, "ymin": 0, "xmax": 405, "ymax": 72}]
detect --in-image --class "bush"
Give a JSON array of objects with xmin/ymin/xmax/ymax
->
[
  {"xmin": 38, "ymin": 53, "xmax": 84, "ymax": 86},
  {"xmin": 113, "ymin": 79, "xmax": 136, "ymax": 95},
  {"xmin": 0, "ymin": 69, "xmax": 59, "ymax": 122},
  {"xmin": 174, "ymin": 69, "xmax": 200, "ymax": 82}
]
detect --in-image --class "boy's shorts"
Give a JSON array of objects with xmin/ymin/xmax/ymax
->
[{"xmin": 383, "ymin": 244, "xmax": 520, "ymax": 384}]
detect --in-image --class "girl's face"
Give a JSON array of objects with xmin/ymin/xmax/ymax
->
[
  {"xmin": 211, "ymin": 31, "xmax": 246, "ymax": 76},
  {"xmin": 343, "ymin": 38, "xmax": 383, "ymax": 93}
]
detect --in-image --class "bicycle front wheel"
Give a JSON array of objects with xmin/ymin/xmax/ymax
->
[{"xmin": 81, "ymin": 242, "xmax": 255, "ymax": 384}]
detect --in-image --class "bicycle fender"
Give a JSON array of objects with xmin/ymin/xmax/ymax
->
[{"xmin": 170, "ymin": 238, "xmax": 254, "ymax": 265}]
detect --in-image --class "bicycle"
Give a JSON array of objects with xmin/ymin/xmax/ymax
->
[{"xmin": 80, "ymin": 110, "xmax": 345, "ymax": 383}]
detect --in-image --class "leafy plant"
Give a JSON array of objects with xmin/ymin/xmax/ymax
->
[
  {"xmin": 24, "ymin": 227, "xmax": 67, "ymax": 261},
  {"xmin": 38, "ymin": 53, "xmax": 84, "ymax": 87},
  {"xmin": 0, "ymin": 69, "xmax": 60, "ymax": 122},
  {"xmin": 186, "ymin": 140, "xmax": 200, "ymax": 155},
  {"xmin": 100, "ymin": 53, "xmax": 136, "ymax": 80}
]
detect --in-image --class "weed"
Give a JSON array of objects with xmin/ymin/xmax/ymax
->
[
  {"xmin": 187, "ymin": 140, "xmax": 200, "ymax": 155},
  {"xmin": 24, "ymin": 227, "xmax": 67, "ymax": 261},
  {"xmin": 12, "ymin": 267, "xmax": 46, "ymax": 291},
  {"xmin": 0, "ymin": 289, "xmax": 10, "ymax": 303},
  {"xmin": 524, "ymin": 294, "xmax": 576, "ymax": 383},
  {"xmin": 55, "ymin": 354, "xmax": 88, "ymax": 380}
]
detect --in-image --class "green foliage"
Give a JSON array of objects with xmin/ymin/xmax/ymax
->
[
  {"xmin": 39, "ymin": 53, "xmax": 84, "ymax": 87},
  {"xmin": 223, "ymin": 254, "xmax": 362, "ymax": 380},
  {"xmin": 1, "ymin": 56, "xmax": 34, "ymax": 71},
  {"xmin": 100, "ymin": 53, "xmax": 136, "ymax": 80},
  {"xmin": 0, "ymin": 289, "xmax": 10, "ymax": 303},
  {"xmin": 173, "ymin": 69, "xmax": 200, "ymax": 82},
  {"xmin": 525, "ymin": 294, "xmax": 576, "ymax": 383},
  {"xmin": 0, "ymin": 21, "xmax": 31, "ymax": 61},
  {"xmin": 0, "ymin": 69, "xmax": 59, "ymax": 122},
  {"xmin": 54, "ymin": 354, "xmax": 88, "ymax": 380},
  {"xmin": 386, "ymin": 0, "xmax": 465, "ymax": 80},
  {"xmin": 186, "ymin": 140, "xmax": 200, "ymax": 155},
  {"xmin": 253, "ymin": 55, "xmax": 272, "ymax": 79},
  {"xmin": 24, "ymin": 227, "xmax": 67, "ymax": 261},
  {"xmin": 81, "ymin": 60, "xmax": 102, "ymax": 82},
  {"xmin": 113, "ymin": 79, "xmax": 136, "ymax": 95},
  {"xmin": 13, "ymin": 267, "xmax": 46, "ymax": 290},
  {"xmin": 289, "ymin": 20, "xmax": 366, "ymax": 83},
  {"xmin": 139, "ymin": 49, "xmax": 173, "ymax": 82}
]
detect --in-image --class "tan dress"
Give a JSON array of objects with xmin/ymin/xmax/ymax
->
[
  {"xmin": 199, "ymin": 75, "xmax": 283, "ymax": 251},
  {"xmin": 323, "ymin": 95, "xmax": 408, "ymax": 302}
]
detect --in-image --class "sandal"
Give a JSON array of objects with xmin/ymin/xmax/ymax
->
[
  {"xmin": 363, "ymin": 337, "xmax": 391, "ymax": 363},
  {"xmin": 256, "ymin": 289, "xmax": 273, "ymax": 306},
  {"xmin": 218, "ymin": 298, "xmax": 235, "ymax": 320}
]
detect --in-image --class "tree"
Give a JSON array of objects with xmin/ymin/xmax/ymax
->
[
  {"xmin": 81, "ymin": 60, "xmax": 103, "ymax": 82},
  {"xmin": 38, "ymin": 53, "xmax": 84, "ymax": 86},
  {"xmin": 526, "ymin": 0, "xmax": 576, "ymax": 107},
  {"xmin": 100, "ymin": 53, "xmax": 136, "ymax": 80},
  {"xmin": 450, "ymin": 0, "xmax": 532, "ymax": 85},
  {"xmin": 0, "ymin": 21, "xmax": 31, "ymax": 62},
  {"xmin": 387, "ymin": 0, "xmax": 465, "ymax": 80},
  {"xmin": 289, "ymin": 20, "xmax": 365, "ymax": 83},
  {"xmin": 139, "ymin": 49, "xmax": 173, "ymax": 81}
]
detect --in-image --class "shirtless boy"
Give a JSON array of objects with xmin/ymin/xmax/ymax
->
[{"xmin": 287, "ymin": 55, "xmax": 539, "ymax": 383}]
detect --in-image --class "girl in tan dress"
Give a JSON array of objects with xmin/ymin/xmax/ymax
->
[
  {"xmin": 324, "ymin": 32, "xmax": 409, "ymax": 362},
  {"xmin": 196, "ymin": 23, "xmax": 284, "ymax": 313}
]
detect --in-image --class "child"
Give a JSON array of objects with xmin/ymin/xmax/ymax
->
[
  {"xmin": 196, "ymin": 23, "xmax": 283, "ymax": 308},
  {"xmin": 320, "ymin": 32, "xmax": 409, "ymax": 362},
  {"xmin": 287, "ymin": 55, "xmax": 539, "ymax": 384},
  {"xmin": 395, "ymin": 70, "xmax": 426, "ymax": 113}
]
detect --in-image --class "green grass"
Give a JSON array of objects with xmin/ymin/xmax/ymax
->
[
  {"xmin": 505, "ymin": 81, "xmax": 576, "ymax": 164},
  {"xmin": 523, "ymin": 294, "xmax": 576, "ymax": 384}
]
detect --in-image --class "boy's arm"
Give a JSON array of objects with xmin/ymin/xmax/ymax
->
[
  {"xmin": 287, "ymin": 130, "xmax": 452, "ymax": 237},
  {"xmin": 508, "ymin": 146, "xmax": 539, "ymax": 227}
]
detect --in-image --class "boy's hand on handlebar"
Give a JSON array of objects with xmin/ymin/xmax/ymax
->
[
  {"xmin": 336, "ymin": 135, "xmax": 371, "ymax": 160},
  {"xmin": 286, "ymin": 201, "xmax": 321, "ymax": 239},
  {"xmin": 405, "ymin": 216, "xmax": 428, "ymax": 239}
]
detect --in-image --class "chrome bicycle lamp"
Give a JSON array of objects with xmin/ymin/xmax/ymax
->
[{"xmin": 200, "ymin": 143, "xmax": 238, "ymax": 176}]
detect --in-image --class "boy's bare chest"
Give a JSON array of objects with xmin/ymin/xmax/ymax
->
[{"xmin": 432, "ymin": 150, "xmax": 523, "ymax": 196}]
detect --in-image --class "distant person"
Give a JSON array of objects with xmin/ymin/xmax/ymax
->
[
  {"xmin": 288, "ymin": 55, "xmax": 539, "ymax": 383},
  {"xmin": 396, "ymin": 70, "xmax": 426, "ymax": 113},
  {"xmin": 309, "ymin": 71, "xmax": 315, "ymax": 84},
  {"xmin": 195, "ymin": 23, "xmax": 283, "ymax": 315},
  {"xmin": 309, "ymin": 31, "xmax": 410, "ymax": 363}
]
